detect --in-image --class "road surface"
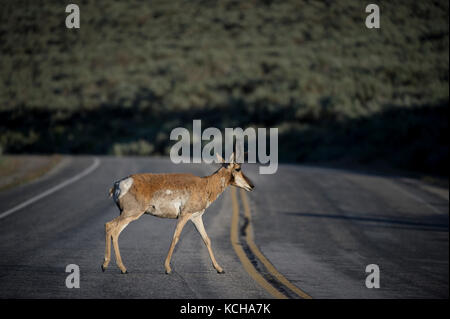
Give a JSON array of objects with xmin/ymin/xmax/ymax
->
[{"xmin": 0, "ymin": 156, "xmax": 447, "ymax": 298}]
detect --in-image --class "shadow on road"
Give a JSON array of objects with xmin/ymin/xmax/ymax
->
[{"xmin": 281, "ymin": 211, "xmax": 449, "ymax": 232}]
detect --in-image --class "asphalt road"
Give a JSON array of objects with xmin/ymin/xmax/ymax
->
[{"xmin": 0, "ymin": 156, "xmax": 447, "ymax": 298}]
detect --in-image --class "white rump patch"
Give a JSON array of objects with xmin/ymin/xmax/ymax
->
[
  {"xmin": 119, "ymin": 177, "xmax": 133, "ymax": 198},
  {"xmin": 165, "ymin": 190, "xmax": 173, "ymax": 195}
]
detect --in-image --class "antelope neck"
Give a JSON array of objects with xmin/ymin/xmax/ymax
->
[{"xmin": 203, "ymin": 168, "xmax": 231, "ymax": 203}]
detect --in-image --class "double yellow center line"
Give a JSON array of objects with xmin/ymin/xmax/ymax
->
[{"xmin": 230, "ymin": 187, "xmax": 312, "ymax": 299}]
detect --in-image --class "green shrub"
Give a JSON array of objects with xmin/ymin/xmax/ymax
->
[
  {"xmin": 112, "ymin": 140, "xmax": 155, "ymax": 156},
  {"xmin": 0, "ymin": 0, "xmax": 448, "ymax": 175}
]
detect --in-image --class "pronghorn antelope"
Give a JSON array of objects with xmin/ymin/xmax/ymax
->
[{"xmin": 102, "ymin": 152, "xmax": 254, "ymax": 274}]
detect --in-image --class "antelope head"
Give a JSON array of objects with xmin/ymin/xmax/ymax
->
[{"xmin": 216, "ymin": 152, "xmax": 255, "ymax": 192}]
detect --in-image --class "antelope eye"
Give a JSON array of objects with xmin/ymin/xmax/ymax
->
[{"xmin": 235, "ymin": 167, "xmax": 241, "ymax": 172}]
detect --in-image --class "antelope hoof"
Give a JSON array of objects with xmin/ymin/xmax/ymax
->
[
  {"xmin": 121, "ymin": 270, "xmax": 128, "ymax": 274},
  {"xmin": 217, "ymin": 269, "xmax": 225, "ymax": 274},
  {"xmin": 101, "ymin": 265, "xmax": 106, "ymax": 272},
  {"xmin": 165, "ymin": 268, "xmax": 172, "ymax": 274}
]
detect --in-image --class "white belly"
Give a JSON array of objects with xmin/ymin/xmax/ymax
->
[{"xmin": 146, "ymin": 190, "xmax": 189, "ymax": 219}]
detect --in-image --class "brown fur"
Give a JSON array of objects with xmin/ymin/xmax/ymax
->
[
  {"xmin": 127, "ymin": 172, "xmax": 228, "ymax": 216},
  {"xmin": 101, "ymin": 155, "xmax": 254, "ymax": 275}
]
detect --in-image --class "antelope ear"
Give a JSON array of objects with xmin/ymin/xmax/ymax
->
[
  {"xmin": 228, "ymin": 152, "xmax": 235, "ymax": 164},
  {"xmin": 216, "ymin": 153, "xmax": 225, "ymax": 163}
]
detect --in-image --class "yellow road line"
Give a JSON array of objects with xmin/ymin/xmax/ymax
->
[
  {"xmin": 240, "ymin": 189, "xmax": 312, "ymax": 299},
  {"xmin": 230, "ymin": 187, "xmax": 288, "ymax": 299}
]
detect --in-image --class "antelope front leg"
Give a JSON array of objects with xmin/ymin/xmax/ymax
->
[
  {"xmin": 165, "ymin": 214, "xmax": 190, "ymax": 274},
  {"xmin": 191, "ymin": 215, "xmax": 224, "ymax": 274}
]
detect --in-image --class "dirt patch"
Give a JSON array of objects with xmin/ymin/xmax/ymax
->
[{"xmin": 0, "ymin": 155, "xmax": 62, "ymax": 191}]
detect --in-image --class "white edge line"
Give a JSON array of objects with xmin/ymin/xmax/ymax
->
[{"xmin": 0, "ymin": 157, "xmax": 101, "ymax": 220}]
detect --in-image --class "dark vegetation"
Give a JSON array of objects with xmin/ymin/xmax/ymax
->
[{"xmin": 0, "ymin": 0, "xmax": 448, "ymax": 175}]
